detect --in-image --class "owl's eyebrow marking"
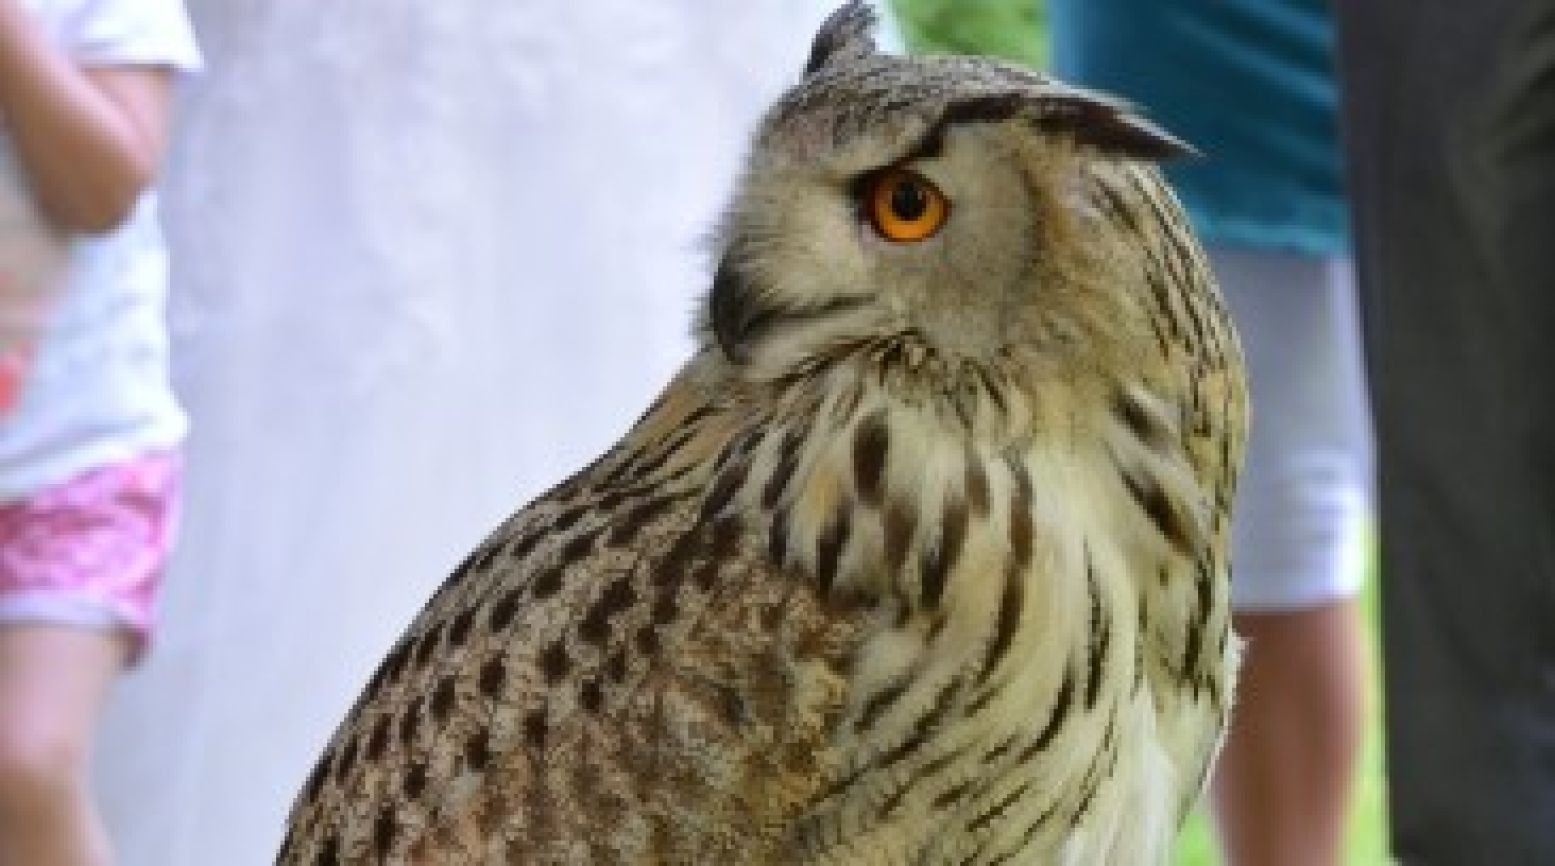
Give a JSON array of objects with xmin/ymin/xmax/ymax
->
[
  {"xmin": 899, "ymin": 124, "xmax": 948, "ymax": 165},
  {"xmin": 898, "ymin": 93, "xmax": 1032, "ymax": 166},
  {"xmin": 888, "ymin": 90, "xmax": 1191, "ymax": 171}
]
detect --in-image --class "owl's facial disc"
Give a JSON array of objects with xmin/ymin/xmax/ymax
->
[{"xmin": 707, "ymin": 34, "xmax": 1199, "ymax": 371}]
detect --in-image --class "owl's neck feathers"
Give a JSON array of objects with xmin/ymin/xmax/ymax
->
[{"xmin": 625, "ymin": 333, "xmax": 1205, "ymax": 698}]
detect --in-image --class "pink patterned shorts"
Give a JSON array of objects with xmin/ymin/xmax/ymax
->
[{"xmin": 0, "ymin": 451, "xmax": 182, "ymax": 660}]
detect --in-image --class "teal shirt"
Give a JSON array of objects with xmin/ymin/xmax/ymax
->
[{"xmin": 1051, "ymin": 0, "xmax": 1349, "ymax": 255}]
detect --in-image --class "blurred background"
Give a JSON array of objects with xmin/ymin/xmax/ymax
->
[{"xmin": 79, "ymin": 2, "xmax": 1389, "ymax": 864}]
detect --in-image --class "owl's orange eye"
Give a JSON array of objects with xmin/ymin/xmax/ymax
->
[{"xmin": 866, "ymin": 168, "xmax": 948, "ymax": 242}]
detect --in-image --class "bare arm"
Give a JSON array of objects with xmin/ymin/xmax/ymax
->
[{"xmin": 0, "ymin": 0, "xmax": 172, "ymax": 234}]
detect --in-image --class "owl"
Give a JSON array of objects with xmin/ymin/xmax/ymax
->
[{"xmin": 277, "ymin": 4, "xmax": 1247, "ymax": 864}]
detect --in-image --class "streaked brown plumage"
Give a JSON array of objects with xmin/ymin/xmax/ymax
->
[{"xmin": 277, "ymin": 4, "xmax": 1248, "ymax": 863}]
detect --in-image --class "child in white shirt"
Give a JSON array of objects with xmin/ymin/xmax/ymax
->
[{"xmin": 0, "ymin": 0, "xmax": 198, "ymax": 861}]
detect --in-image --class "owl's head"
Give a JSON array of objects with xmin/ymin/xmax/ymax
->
[{"xmin": 705, "ymin": 2, "xmax": 1193, "ymax": 393}]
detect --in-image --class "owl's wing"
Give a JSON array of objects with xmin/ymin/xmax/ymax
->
[
  {"xmin": 1091, "ymin": 160, "xmax": 1250, "ymax": 822},
  {"xmin": 277, "ymin": 368, "xmax": 867, "ymax": 865}
]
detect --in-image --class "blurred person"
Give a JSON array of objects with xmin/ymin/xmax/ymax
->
[
  {"xmin": 1335, "ymin": 1, "xmax": 1555, "ymax": 861},
  {"xmin": 1051, "ymin": 1, "xmax": 1369, "ymax": 863},
  {"xmin": 0, "ymin": 0, "xmax": 199, "ymax": 863}
]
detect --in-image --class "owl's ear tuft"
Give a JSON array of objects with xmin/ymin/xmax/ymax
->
[
  {"xmin": 804, "ymin": 1, "xmax": 879, "ymax": 77},
  {"xmin": 1028, "ymin": 88, "xmax": 1196, "ymax": 161},
  {"xmin": 935, "ymin": 88, "xmax": 1195, "ymax": 161}
]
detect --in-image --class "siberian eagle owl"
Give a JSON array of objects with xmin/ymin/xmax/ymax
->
[{"xmin": 278, "ymin": 4, "xmax": 1247, "ymax": 863}]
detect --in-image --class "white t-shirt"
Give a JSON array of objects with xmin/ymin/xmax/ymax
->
[{"xmin": 0, "ymin": 0, "xmax": 201, "ymax": 500}]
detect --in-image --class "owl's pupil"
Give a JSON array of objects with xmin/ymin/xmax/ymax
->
[{"xmin": 890, "ymin": 180, "xmax": 928, "ymax": 221}]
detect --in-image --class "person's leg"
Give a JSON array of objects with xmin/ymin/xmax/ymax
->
[
  {"xmin": 0, "ymin": 623, "xmax": 128, "ymax": 866},
  {"xmin": 0, "ymin": 451, "xmax": 180, "ymax": 866},
  {"xmin": 1204, "ymin": 249, "xmax": 1370, "ymax": 866},
  {"xmin": 1336, "ymin": 2, "xmax": 1555, "ymax": 860},
  {"xmin": 1214, "ymin": 603, "xmax": 1365, "ymax": 866}
]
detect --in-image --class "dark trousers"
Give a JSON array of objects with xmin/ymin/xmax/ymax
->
[{"xmin": 1335, "ymin": 1, "xmax": 1555, "ymax": 862}]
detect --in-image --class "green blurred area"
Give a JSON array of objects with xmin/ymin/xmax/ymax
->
[
  {"xmin": 888, "ymin": 0, "xmax": 1048, "ymax": 69},
  {"xmin": 885, "ymin": 2, "xmax": 1391, "ymax": 863}
]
